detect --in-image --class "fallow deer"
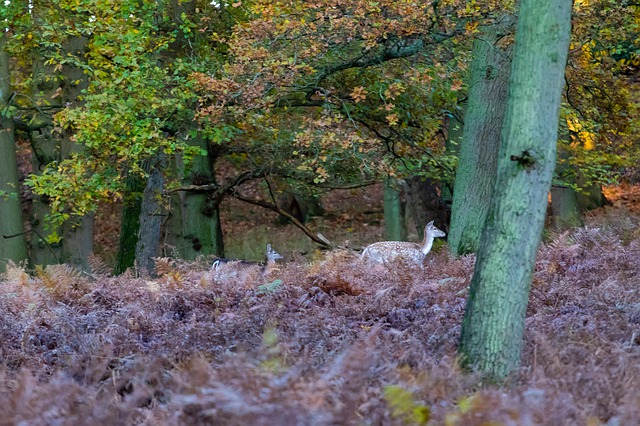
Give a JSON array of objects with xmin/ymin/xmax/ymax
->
[
  {"xmin": 361, "ymin": 220, "xmax": 445, "ymax": 265},
  {"xmin": 211, "ymin": 244, "xmax": 283, "ymax": 276}
]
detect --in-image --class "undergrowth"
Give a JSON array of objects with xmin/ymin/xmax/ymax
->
[{"xmin": 1, "ymin": 209, "xmax": 639, "ymax": 425}]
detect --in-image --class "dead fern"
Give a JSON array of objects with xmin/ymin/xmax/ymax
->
[
  {"xmin": 88, "ymin": 253, "xmax": 113, "ymax": 277},
  {"xmin": 154, "ymin": 257, "xmax": 176, "ymax": 277}
]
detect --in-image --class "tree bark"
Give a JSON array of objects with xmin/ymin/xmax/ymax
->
[
  {"xmin": 29, "ymin": 61, "xmax": 64, "ymax": 266},
  {"xmin": 135, "ymin": 163, "xmax": 165, "ymax": 274},
  {"xmin": 441, "ymin": 103, "xmax": 466, "ymax": 206},
  {"xmin": 0, "ymin": 43, "xmax": 29, "ymax": 271},
  {"xmin": 576, "ymin": 173, "xmax": 610, "ymax": 211},
  {"xmin": 458, "ymin": 0, "xmax": 572, "ymax": 381},
  {"xmin": 58, "ymin": 36, "xmax": 94, "ymax": 271},
  {"xmin": 165, "ymin": 137, "xmax": 224, "ymax": 259},
  {"xmin": 404, "ymin": 177, "xmax": 449, "ymax": 238},
  {"xmin": 28, "ymin": 36, "xmax": 93, "ymax": 270},
  {"xmin": 551, "ymin": 141, "xmax": 583, "ymax": 229},
  {"xmin": 449, "ymin": 15, "xmax": 515, "ymax": 256},
  {"xmin": 383, "ymin": 178, "xmax": 406, "ymax": 241},
  {"xmin": 115, "ymin": 174, "xmax": 144, "ymax": 274},
  {"xmin": 551, "ymin": 186, "xmax": 583, "ymax": 229}
]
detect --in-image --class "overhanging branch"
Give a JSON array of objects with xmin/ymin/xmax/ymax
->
[{"xmin": 230, "ymin": 190, "xmax": 334, "ymax": 248}]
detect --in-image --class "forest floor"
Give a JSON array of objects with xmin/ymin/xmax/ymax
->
[{"xmin": 3, "ymin": 181, "xmax": 640, "ymax": 425}]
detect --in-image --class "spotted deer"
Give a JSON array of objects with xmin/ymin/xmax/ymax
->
[
  {"xmin": 361, "ymin": 221, "xmax": 446, "ymax": 265},
  {"xmin": 211, "ymin": 244, "xmax": 283, "ymax": 274}
]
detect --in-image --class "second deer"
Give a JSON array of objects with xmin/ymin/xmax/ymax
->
[
  {"xmin": 211, "ymin": 244, "xmax": 283, "ymax": 280},
  {"xmin": 361, "ymin": 220, "xmax": 445, "ymax": 266}
]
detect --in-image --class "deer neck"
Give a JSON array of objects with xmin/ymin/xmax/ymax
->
[{"xmin": 420, "ymin": 230, "xmax": 435, "ymax": 256}]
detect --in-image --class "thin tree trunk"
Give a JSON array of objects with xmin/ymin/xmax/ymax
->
[
  {"xmin": 383, "ymin": 178, "xmax": 406, "ymax": 241},
  {"xmin": 458, "ymin": 0, "xmax": 572, "ymax": 381},
  {"xmin": 449, "ymin": 14, "xmax": 515, "ymax": 255},
  {"xmin": 441, "ymin": 103, "xmax": 466, "ymax": 205},
  {"xmin": 0, "ymin": 43, "xmax": 29, "ymax": 271}
]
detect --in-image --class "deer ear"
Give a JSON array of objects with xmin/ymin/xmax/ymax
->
[
  {"xmin": 267, "ymin": 244, "xmax": 272, "ymax": 251},
  {"xmin": 426, "ymin": 220, "xmax": 434, "ymax": 227}
]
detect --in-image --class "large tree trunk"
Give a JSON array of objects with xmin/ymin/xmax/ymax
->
[
  {"xmin": 58, "ymin": 36, "xmax": 93, "ymax": 271},
  {"xmin": 0, "ymin": 43, "xmax": 29, "ymax": 271},
  {"xmin": 576, "ymin": 173, "xmax": 610, "ymax": 211},
  {"xmin": 115, "ymin": 174, "xmax": 144, "ymax": 274},
  {"xmin": 135, "ymin": 163, "xmax": 165, "ymax": 274},
  {"xmin": 458, "ymin": 0, "xmax": 572, "ymax": 381},
  {"xmin": 404, "ymin": 177, "xmax": 449, "ymax": 238},
  {"xmin": 160, "ymin": 2, "xmax": 225, "ymax": 260},
  {"xmin": 448, "ymin": 15, "xmax": 515, "ymax": 256},
  {"xmin": 383, "ymin": 178, "xmax": 407, "ymax": 241},
  {"xmin": 29, "ymin": 36, "xmax": 93, "ymax": 270},
  {"xmin": 165, "ymin": 137, "xmax": 224, "ymax": 259},
  {"xmin": 29, "ymin": 62, "xmax": 63, "ymax": 266}
]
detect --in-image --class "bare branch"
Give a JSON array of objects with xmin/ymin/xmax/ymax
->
[{"xmin": 230, "ymin": 190, "xmax": 334, "ymax": 248}]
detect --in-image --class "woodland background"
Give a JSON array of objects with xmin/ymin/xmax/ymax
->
[{"xmin": 2, "ymin": 0, "xmax": 640, "ymax": 424}]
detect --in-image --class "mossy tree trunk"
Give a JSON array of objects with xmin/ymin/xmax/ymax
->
[
  {"xmin": 161, "ymin": 0, "xmax": 225, "ymax": 260},
  {"xmin": 115, "ymin": 174, "xmax": 144, "ymax": 274},
  {"xmin": 383, "ymin": 178, "xmax": 406, "ymax": 241},
  {"xmin": 449, "ymin": 14, "xmax": 515, "ymax": 256},
  {"xmin": 165, "ymin": 136, "xmax": 224, "ymax": 259},
  {"xmin": 576, "ymin": 173, "xmax": 610, "ymax": 211},
  {"xmin": 458, "ymin": 0, "xmax": 572, "ymax": 381},
  {"xmin": 0, "ymin": 44, "xmax": 29, "ymax": 271}
]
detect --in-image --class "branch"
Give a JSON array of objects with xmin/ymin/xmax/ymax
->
[
  {"xmin": 165, "ymin": 169, "xmax": 268, "ymax": 201},
  {"xmin": 3, "ymin": 228, "xmax": 60, "ymax": 263},
  {"xmin": 14, "ymin": 115, "xmax": 54, "ymax": 132},
  {"xmin": 230, "ymin": 190, "xmax": 334, "ymax": 248},
  {"xmin": 315, "ymin": 36, "xmax": 425, "ymax": 83}
]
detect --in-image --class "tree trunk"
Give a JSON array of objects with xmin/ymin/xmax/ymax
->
[
  {"xmin": 383, "ymin": 178, "xmax": 406, "ymax": 241},
  {"xmin": 29, "ymin": 62, "xmax": 64, "ymax": 266},
  {"xmin": 276, "ymin": 192, "xmax": 324, "ymax": 225},
  {"xmin": 441, "ymin": 103, "xmax": 466, "ymax": 205},
  {"xmin": 404, "ymin": 177, "xmax": 449, "ymax": 239},
  {"xmin": 576, "ymin": 173, "xmax": 610, "ymax": 211},
  {"xmin": 458, "ymin": 0, "xmax": 572, "ymax": 381},
  {"xmin": 135, "ymin": 163, "xmax": 165, "ymax": 274},
  {"xmin": 449, "ymin": 15, "xmax": 515, "ymax": 256},
  {"xmin": 551, "ymin": 186, "xmax": 583, "ymax": 229},
  {"xmin": 551, "ymin": 141, "xmax": 583, "ymax": 229},
  {"xmin": 165, "ymin": 137, "xmax": 224, "ymax": 259},
  {"xmin": 29, "ymin": 36, "xmax": 93, "ymax": 270},
  {"xmin": 58, "ymin": 36, "xmax": 93, "ymax": 271},
  {"xmin": 0, "ymin": 44, "xmax": 29, "ymax": 271},
  {"xmin": 115, "ymin": 174, "xmax": 144, "ymax": 274}
]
